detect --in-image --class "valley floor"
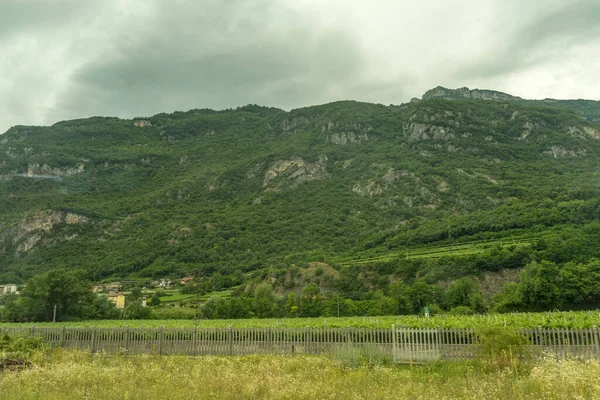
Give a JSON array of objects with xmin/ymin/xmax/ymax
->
[{"xmin": 0, "ymin": 352, "xmax": 599, "ymax": 399}]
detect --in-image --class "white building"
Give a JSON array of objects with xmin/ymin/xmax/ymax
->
[{"xmin": 0, "ymin": 284, "xmax": 18, "ymax": 295}]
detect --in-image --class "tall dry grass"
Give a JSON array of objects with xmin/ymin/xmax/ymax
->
[{"xmin": 0, "ymin": 351, "xmax": 599, "ymax": 399}]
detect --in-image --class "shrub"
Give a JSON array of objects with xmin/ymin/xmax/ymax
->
[
  {"xmin": 474, "ymin": 327, "xmax": 531, "ymax": 371},
  {"xmin": 449, "ymin": 306, "xmax": 474, "ymax": 315},
  {"xmin": 0, "ymin": 334, "xmax": 47, "ymax": 359}
]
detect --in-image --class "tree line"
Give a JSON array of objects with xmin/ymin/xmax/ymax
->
[{"xmin": 3, "ymin": 257, "xmax": 600, "ymax": 322}]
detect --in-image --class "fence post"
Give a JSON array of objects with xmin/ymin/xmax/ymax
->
[
  {"xmin": 90, "ymin": 327, "xmax": 96, "ymax": 355},
  {"xmin": 436, "ymin": 327, "xmax": 443, "ymax": 361},
  {"xmin": 158, "ymin": 327, "xmax": 163, "ymax": 357},
  {"xmin": 593, "ymin": 326, "xmax": 599, "ymax": 358},
  {"xmin": 391, "ymin": 325, "xmax": 397, "ymax": 363},
  {"xmin": 346, "ymin": 327, "xmax": 350, "ymax": 352},
  {"xmin": 228, "ymin": 326, "xmax": 233, "ymax": 356},
  {"xmin": 124, "ymin": 328, "xmax": 130, "ymax": 352},
  {"xmin": 60, "ymin": 326, "xmax": 66, "ymax": 348},
  {"xmin": 193, "ymin": 326, "xmax": 197, "ymax": 356},
  {"xmin": 267, "ymin": 327, "xmax": 272, "ymax": 353}
]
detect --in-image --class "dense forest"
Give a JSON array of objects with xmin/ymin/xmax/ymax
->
[{"xmin": 1, "ymin": 87, "xmax": 600, "ymax": 318}]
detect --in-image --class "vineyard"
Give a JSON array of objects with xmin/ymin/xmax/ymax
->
[
  {"xmin": 2, "ymin": 310, "xmax": 599, "ymax": 329},
  {"xmin": 334, "ymin": 235, "xmax": 541, "ymax": 266},
  {"xmin": 151, "ymin": 289, "xmax": 233, "ymax": 306}
]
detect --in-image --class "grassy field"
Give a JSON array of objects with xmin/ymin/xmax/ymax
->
[
  {"xmin": 0, "ymin": 351, "xmax": 598, "ymax": 399},
  {"xmin": 2, "ymin": 310, "xmax": 599, "ymax": 329}
]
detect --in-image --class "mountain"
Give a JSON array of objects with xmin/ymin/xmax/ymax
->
[{"xmin": 1, "ymin": 89, "xmax": 600, "ymax": 300}]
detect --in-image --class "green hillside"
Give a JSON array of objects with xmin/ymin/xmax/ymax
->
[{"xmin": 1, "ymin": 89, "xmax": 600, "ymax": 313}]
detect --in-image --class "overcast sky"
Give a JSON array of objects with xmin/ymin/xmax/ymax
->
[{"xmin": 1, "ymin": 0, "xmax": 600, "ymax": 133}]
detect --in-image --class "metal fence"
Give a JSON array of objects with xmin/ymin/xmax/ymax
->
[{"xmin": 2, "ymin": 326, "xmax": 599, "ymax": 362}]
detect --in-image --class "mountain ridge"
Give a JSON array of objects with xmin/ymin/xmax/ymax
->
[
  {"xmin": 4, "ymin": 86, "xmax": 600, "ymax": 137},
  {"xmin": 0, "ymin": 88, "xmax": 599, "ymax": 304}
]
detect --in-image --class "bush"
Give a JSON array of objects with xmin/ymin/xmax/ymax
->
[
  {"xmin": 0, "ymin": 334, "xmax": 47, "ymax": 359},
  {"xmin": 475, "ymin": 327, "xmax": 531, "ymax": 371},
  {"xmin": 122, "ymin": 299, "xmax": 153, "ymax": 319},
  {"xmin": 449, "ymin": 306, "xmax": 474, "ymax": 315}
]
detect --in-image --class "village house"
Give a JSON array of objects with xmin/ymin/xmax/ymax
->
[
  {"xmin": 0, "ymin": 284, "xmax": 18, "ymax": 295},
  {"xmin": 93, "ymin": 282, "xmax": 122, "ymax": 293},
  {"xmin": 107, "ymin": 292, "xmax": 126, "ymax": 309},
  {"xmin": 157, "ymin": 279, "xmax": 172, "ymax": 288},
  {"xmin": 180, "ymin": 276, "xmax": 193, "ymax": 286}
]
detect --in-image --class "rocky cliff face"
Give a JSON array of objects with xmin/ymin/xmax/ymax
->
[
  {"xmin": 0, "ymin": 211, "xmax": 88, "ymax": 255},
  {"xmin": 422, "ymin": 86, "xmax": 522, "ymax": 102},
  {"xmin": 263, "ymin": 156, "xmax": 329, "ymax": 191}
]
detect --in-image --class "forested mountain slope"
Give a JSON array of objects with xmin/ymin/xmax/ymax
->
[{"xmin": 1, "ymin": 88, "xmax": 599, "ymax": 296}]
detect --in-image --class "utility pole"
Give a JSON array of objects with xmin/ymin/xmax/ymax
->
[{"xmin": 52, "ymin": 304, "xmax": 57, "ymax": 323}]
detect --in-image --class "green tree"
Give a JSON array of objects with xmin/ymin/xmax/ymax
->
[
  {"xmin": 492, "ymin": 283, "xmax": 524, "ymax": 313},
  {"xmin": 299, "ymin": 284, "xmax": 322, "ymax": 317},
  {"xmin": 520, "ymin": 261, "xmax": 564, "ymax": 310},
  {"xmin": 561, "ymin": 259, "xmax": 600, "ymax": 307},
  {"xmin": 285, "ymin": 293, "xmax": 298, "ymax": 317},
  {"xmin": 199, "ymin": 296, "xmax": 226, "ymax": 319},
  {"xmin": 89, "ymin": 296, "xmax": 120, "ymax": 319},
  {"xmin": 17, "ymin": 269, "xmax": 96, "ymax": 322},
  {"xmin": 389, "ymin": 282, "xmax": 412, "ymax": 314},
  {"xmin": 445, "ymin": 278, "xmax": 486, "ymax": 312},
  {"xmin": 129, "ymin": 286, "xmax": 143, "ymax": 300},
  {"xmin": 122, "ymin": 298, "xmax": 152, "ymax": 319},
  {"xmin": 149, "ymin": 292, "xmax": 161, "ymax": 307},
  {"xmin": 0, "ymin": 294, "xmax": 28, "ymax": 322},
  {"xmin": 254, "ymin": 283, "xmax": 276, "ymax": 318}
]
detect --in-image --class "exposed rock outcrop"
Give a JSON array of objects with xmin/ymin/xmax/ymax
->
[
  {"xmin": 566, "ymin": 126, "xmax": 600, "ymax": 140},
  {"xmin": 280, "ymin": 117, "xmax": 309, "ymax": 132},
  {"xmin": 329, "ymin": 132, "xmax": 369, "ymax": 145},
  {"xmin": 403, "ymin": 123, "xmax": 455, "ymax": 141},
  {"xmin": 0, "ymin": 211, "xmax": 88, "ymax": 254},
  {"xmin": 133, "ymin": 120, "xmax": 152, "ymax": 127},
  {"xmin": 422, "ymin": 86, "xmax": 522, "ymax": 102},
  {"xmin": 545, "ymin": 147, "xmax": 587, "ymax": 158},
  {"xmin": 263, "ymin": 157, "xmax": 329, "ymax": 190},
  {"xmin": 25, "ymin": 163, "xmax": 84, "ymax": 177}
]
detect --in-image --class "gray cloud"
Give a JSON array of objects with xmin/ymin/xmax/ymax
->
[
  {"xmin": 0, "ymin": 1, "xmax": 87, "ymax": 38},
  {"xmin": 1, "ymin": 0, "xmax": 600, "ymax": 134},
  {"xmin": 46, "ymin": 0, "xmax": 376, "ymax": 120},
  {"xmin": 455, "ymin": 0, "xmax": 600, "ymax": 80},
  {"xmin": 519, "ymin": 0, "xmax": 600, "ymax": 45}
]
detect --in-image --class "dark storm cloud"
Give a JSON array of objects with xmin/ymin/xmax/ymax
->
[{"xmin": 60, "ymin": 0, "xmax": 370, "ymax": 118}]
